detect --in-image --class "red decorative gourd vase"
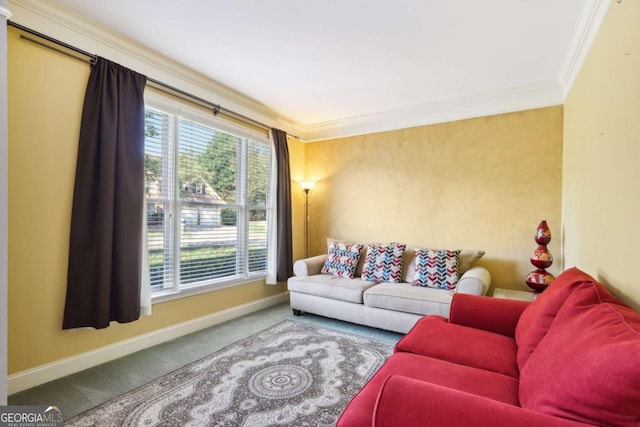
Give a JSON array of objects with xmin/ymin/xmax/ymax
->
[{"xmin": 525, "ymin": 220, "xmax": 554, "ymax": 293}]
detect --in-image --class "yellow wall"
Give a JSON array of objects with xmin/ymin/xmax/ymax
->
[
  {"xmin": 305, "ymin": 106, "xmax": 564, "ymax": 290},
  {"xmin": 287, "ymin": 136, "xmax": 308, "ymax": 263},
  {"xmin": 563, "ymin": 2, "xmax": 640, "ymax": 311},
  {"xmin": 7, "ymin": 27, "xmax": 287, "ymax": 375}
]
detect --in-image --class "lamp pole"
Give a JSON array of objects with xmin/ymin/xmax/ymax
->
[
  {"xmin": 304, "ymin": 188, "xmax": 310, "ymax": 258},
  {"xmin": 299, "ymin": 180, "xmax": 314, "ymax": 258}
]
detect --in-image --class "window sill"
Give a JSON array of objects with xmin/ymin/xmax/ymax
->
[{"xmin": 151, "ymin": 275, "xmax": 267, "ymax": 304}]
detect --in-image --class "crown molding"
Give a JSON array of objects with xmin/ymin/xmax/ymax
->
[
  {"xmin": 301, "ymin": 81, "xmax": 564, "ymax": 141},
  {"xmin": 302, "ymin": 0, "xmax": 609, "ymax": 142},
  {"xmin": 558, "ymin": 0, "xmax": 611, "ymax": 100},
  {"xmin": 7, "ymin": 0, "xmax": 304, "ymax": 137},
  {"xmin": 0, "ymin": 6, "xmax": 12, "ymax": 19},
  {"xmin": 7, "ymin": 0, "xmax": 606, "ymax": 143}
]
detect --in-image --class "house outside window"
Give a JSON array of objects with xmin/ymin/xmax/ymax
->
[{"xmin": 144, "ymin": 94, "xmax": 272, "ymax": 298}]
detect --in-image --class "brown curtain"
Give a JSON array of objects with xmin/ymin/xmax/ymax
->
[
  {"xmin": 272, "ymin": 128, "xmax": 293, "ymax": 282},
  {"xmin": 63, "ymin": 57, "xmax": 147, "ymax": 329}
]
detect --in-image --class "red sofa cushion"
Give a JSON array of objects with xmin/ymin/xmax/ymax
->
[
  {"xmin": 519, "ymin": 285, "xmax": 640, "ymax": 426},
  {"xmin": 395, "ymin": 315, "xmax": 519, "ymax": 378},
  {"xmin": 450, "ymin": 293, "xmax": 530, "ymax": 338},
  {"xmin": 336, "ymin": 352, "xmax": 520, "ymax": 427},
  {"xmin": 515, "ymin": 267, "xmax": 599, "ymax": 368}
]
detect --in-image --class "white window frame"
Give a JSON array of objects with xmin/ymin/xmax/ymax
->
[{"xmin": 144, "ymin": 92, "xmax": 273, "ymax": 303}]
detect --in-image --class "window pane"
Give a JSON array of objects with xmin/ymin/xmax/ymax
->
[
  {"xmin": 144, "ymin": 110, "xmax": 166, "ymax": 199},
  {"xmin": 147, "ymin": 201, "xmax": 174, "ymax": 291},
  {"xmin": 179, "ymin": 204, "xmax": 239, "ymax": 284},
  {"xmin": 249, "ymin": 209, "xmax": 267, "ymax": 273},
  {"xmin": 247, "ymin": 140, "xmax": 270, "ymax": 207},
  {"xmin": 145, "ymin": 108, "xmax": 175, "ymax": 292},
  {"xmin": 179, "ymin": 120, "xmax": 239, "ymax": 204}
]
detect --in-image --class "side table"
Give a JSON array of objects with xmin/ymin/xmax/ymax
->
[{"xmin": 492, "ymin": 288, "xmax": 537, "ymax": 302}]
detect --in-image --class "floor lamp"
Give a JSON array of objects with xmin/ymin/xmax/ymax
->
[{"xmin": 299, "ymin": 181, "xmax": 315, "ymax": 258}]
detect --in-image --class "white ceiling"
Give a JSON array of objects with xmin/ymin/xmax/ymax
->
[{"xmin": 36, "ymin": 0, "xmax": 607, "ymax": 139}]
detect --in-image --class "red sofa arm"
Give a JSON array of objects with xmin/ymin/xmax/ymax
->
[
  {"xmin": 449, "ymin": 293, "xmax": 530, "ymax": 337},
  {"xmin": 373, "ymin": 375, "xmax": 590, "ymax": 427}
]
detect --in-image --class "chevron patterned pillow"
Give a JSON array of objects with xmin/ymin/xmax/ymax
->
[
  {"xmin": 412, "ymin": 248, "xmax": 461, "ymax": 289},
  {"xmin": 321, "ymin": 241, "xmax": 364, "ymax": 279},
  {"xmin": 361, "ymin": 243, "xmax": 407, "ymax": 283}
]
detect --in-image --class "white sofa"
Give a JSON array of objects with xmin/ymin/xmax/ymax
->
[{"xmin": 288, "ymin": 252, "xmax": 491, "ymax": 334}]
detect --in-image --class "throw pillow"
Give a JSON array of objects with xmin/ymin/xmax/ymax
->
[
  {"xmin": 321, "ymin": 241, "xmax": 364, "ymax": 279},
  {"xmin": 404, "ymin": 248, "xmax": 484, "ymax": 282},
  {"xmin": 327, "ymin": 237, "xmax": 367, "ymax": 276},
  {"xmin": 518, "ymin": 296, "xmax": 640, "ymax": 426},
  {"xmin": 458, "ymin": 250, "xmax": 485, "ymax": 274},
  {"xmin": 412, "ymin": 248, "xmax": 461, "ymax": 289},
  {"xmin": 361, "ymin": 243, "xmax": 407, "ymax": 283}
]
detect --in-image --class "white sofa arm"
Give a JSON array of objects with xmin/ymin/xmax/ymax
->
[
  {"xmin": 456, "ymin": 266, "xmax": 491, "ymax": 295},
  {"xmin": 293, "ymin": 254, "xmax": 328, "ymax": 277}
]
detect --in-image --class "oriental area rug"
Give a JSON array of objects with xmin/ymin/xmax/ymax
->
[{"xmin": 65, "ymin": 320, "xmax": 393, "ymax": 427}]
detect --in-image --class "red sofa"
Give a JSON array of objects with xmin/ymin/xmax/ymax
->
[{"xmin": 336, "ymin": 267, "xmax": 640, "ymax": 427}]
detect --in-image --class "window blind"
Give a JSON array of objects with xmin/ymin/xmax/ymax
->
[{"xmin": 144, "ymin": 103, "xmax": 271, "ymax": 295}]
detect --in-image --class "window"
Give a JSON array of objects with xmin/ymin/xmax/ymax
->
[{"xmin": 144, "ymin": 96, "xmax": 272, "ymax": 297}]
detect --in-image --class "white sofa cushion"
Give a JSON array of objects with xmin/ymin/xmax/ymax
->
[
  {"xmin": 458, "ymin": 249, "xmax": 486, "ymax": 274},
  {"xmin": 364, "ymin": 282, "xmax": 454, "ymax": 316},
  {"xmin": 288, "ymin": 275, "xmax": 377, "ymax": 304}
]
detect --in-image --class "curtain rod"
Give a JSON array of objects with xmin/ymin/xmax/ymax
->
[{"xmin": 7, "ymin": 20, "xmax": 299, "ymax": 139}]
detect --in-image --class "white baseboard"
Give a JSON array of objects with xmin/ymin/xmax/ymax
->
[{"xmin": 8, "ymin": 292, "xmax": 289, "ymax": 394}]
